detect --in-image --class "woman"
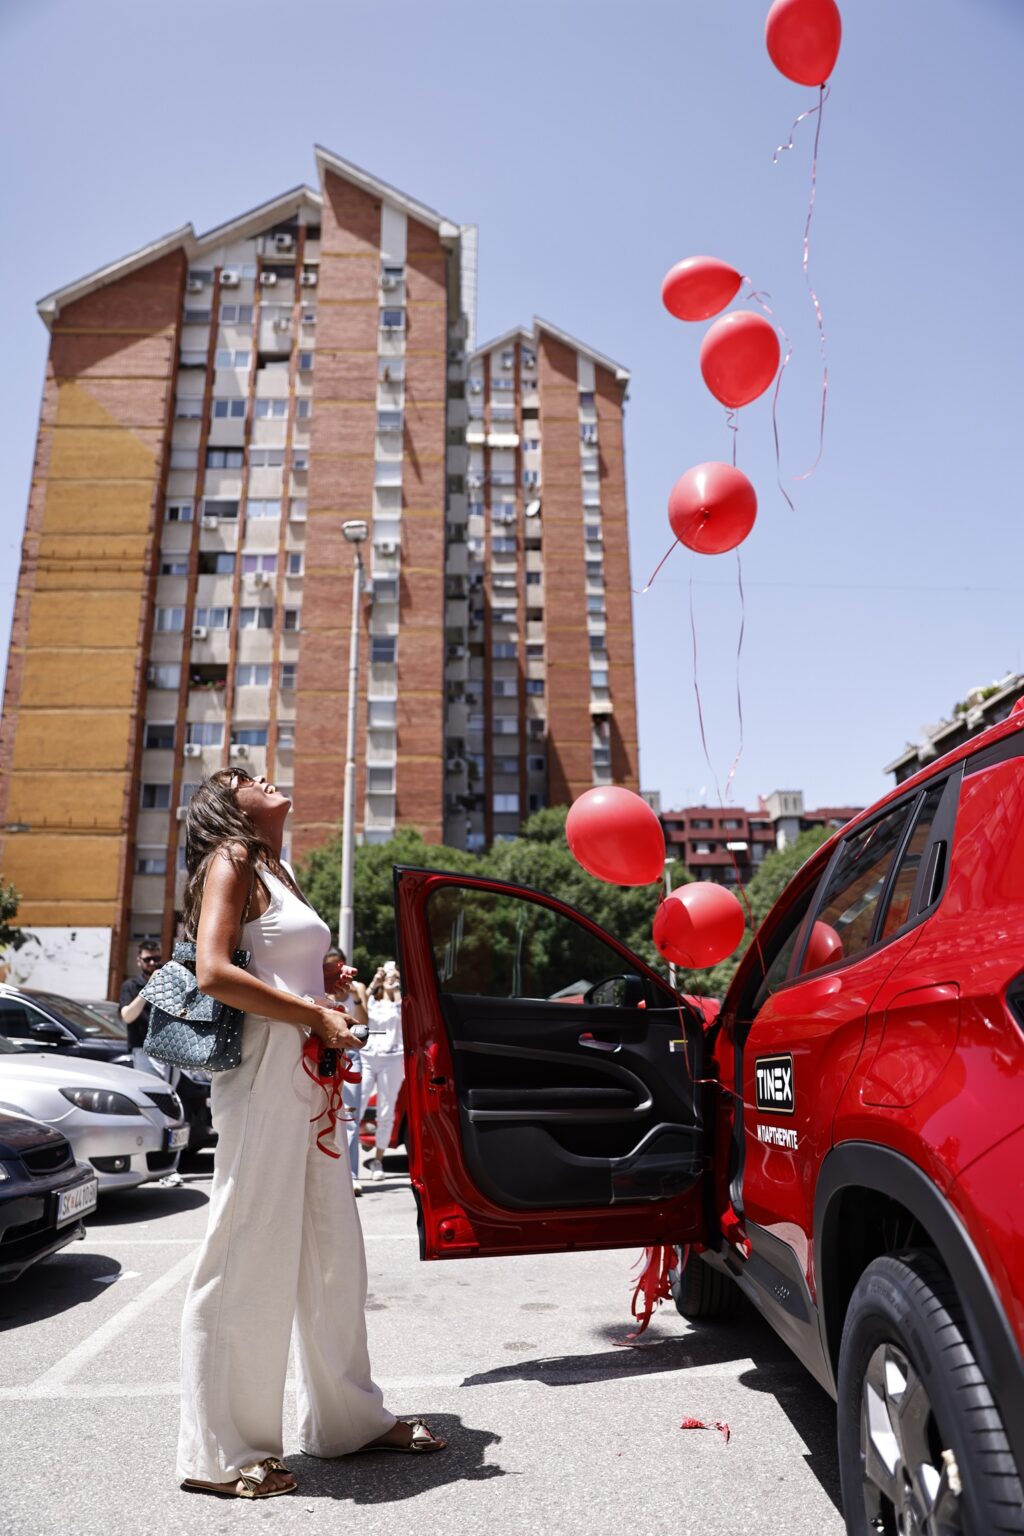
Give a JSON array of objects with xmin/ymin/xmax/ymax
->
[
  {"xmin": 323, "ymin": 946, "xmax": 368, "ymax": 1195},
  {"xmin": 177, "ymin": 769, "xmax": 444, "ymax": 1501},
  {"xmin": 360, "ymin": 962, "xmax": 405, "ymax": 1183}
]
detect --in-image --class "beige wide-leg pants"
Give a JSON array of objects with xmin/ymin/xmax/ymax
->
[{"xmin": 177, "ymin": 1015, "xmax": 395, "ymax": 1482}]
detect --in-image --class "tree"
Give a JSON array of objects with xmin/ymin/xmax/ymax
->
[{"xmin": 0, "ymin": 881, "xmax": 24, "ymax": 952}]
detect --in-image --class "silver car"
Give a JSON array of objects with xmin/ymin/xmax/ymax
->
[{"xmin": 0, "ymin": 1037, "xmax": 188, "ymax": 1191}]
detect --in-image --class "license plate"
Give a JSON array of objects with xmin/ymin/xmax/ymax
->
[
  {"xmin": 165, "ymin": 1125, "xmax": 189, "ymax": 1151},
  {"xmin": 57, "ymin": 1178, "xmax": 98, "ymax": 1227}
]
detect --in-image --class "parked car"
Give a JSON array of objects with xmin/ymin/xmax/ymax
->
[
  {"xmin": 0, "ymin": 1038, "xmax": 188, "ymax": 1191},
  {"xmin": 393, "ymin": 705, "xmax": 1024, "ymax": 1536},
  {"xmin": 0, "ymin": 1108, "xmax": 97, "ymax": 1281},
  {"xmin": 0, "ymin": 986, "xmax": 214, "ymax": 1153}
]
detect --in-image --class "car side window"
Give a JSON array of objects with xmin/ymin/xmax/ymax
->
[
  {"xmin": 0, "ymin": 999, "xmax": 44, "ymax": 1039},
  {"xmin": 810, "ymin": 801, "xmax": 914, "ymax": 965},
  {"xmin": 879, "ymin": 780, "xmax": 947, "ymax": 940},
  {"xmin": 426, "ymin": 885, "xmax": 672, "ymax": 1006},
  {"xmin": 748, "ymin": 882, "xmax": 820, "ymax": 1016}
]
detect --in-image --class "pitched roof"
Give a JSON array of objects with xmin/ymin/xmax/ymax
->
[{"xmin": 471, "ymin": 318, "xmax": 629, "ymax": 384}]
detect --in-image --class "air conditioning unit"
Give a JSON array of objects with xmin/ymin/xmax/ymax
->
[
  {"xmin": 380, "ymin": 273, "xmax": 399, "ymax": 291},
  {"xmin": 273, "ymin": 233, "xmax": 295, "ymax": 251},
  {"xmin": 246, "ymin": 571, "xmax": 271, "ymax": 590},
  {"xmin": 191, "ymin": 625, "xmax": 209, "ymax": 641},
  {"xmin": 300, "ymin": 271, "xmax": 318, "ymax": 287},
  {"xmin": 446, "ymin": 757, "xmax": 465, "ymax": 771},
  {"xmin": 200, "ymin": 514, "xmax": 219, "ymax": 529},
  {"xmin": 260, "ymin": 272, "xmax": 278, "ymax": 288},
  {"xmin": 183, "ymin": 743, "xmax": 203, "ymax": 759},
  {"xmin": 377, "ymin": 539, "xmax": 399, "ymax": 556},
  {"xmin": 230, "ymin": 744, "xmax": 249, "ymax": 759},
  {"xmin": 175, "ymin": 806, "xmax": 188, "ymax": 822},
  {"xmin": 469, "ymin": 380, "xmax": 483, "ymax": 394},
  {"xmin": 221, "ymin": 270, "xmax": 241, "ymax": 288},
  {"xmin": 502, "ymin": 356, "xmax": 514, "ymax": 370},
  {"xmin": 186, "ymin": 277, "xmax": 205, "ymax": 293},
  {"xmin": 273, "ymin": 317, "xmax": 291, "ymax": 331}
]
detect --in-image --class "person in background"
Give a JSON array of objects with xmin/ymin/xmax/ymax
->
[
  {"xmin": 120, "ymin": 940, "xmax": 179, "ymax": 1085},
  {"xmin": 323, "ymin": 947, "xmax": 368, "ymax": 1195},
  {"xmin": 360, "ymin": 961, "xmax": 404, "ymax": 1183}
]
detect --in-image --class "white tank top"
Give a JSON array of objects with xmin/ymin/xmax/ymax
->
[{"xmin": 242, "ymin": 862, "xmax": 331, "ymax": 1001}]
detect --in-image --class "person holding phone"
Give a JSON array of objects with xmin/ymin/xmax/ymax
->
[
  {"xmin": 360, "ymin": 961, "xmax": 404, "ymax": 1183},
  {"xmin": 177, "ymin": 771, "xmax": 444, "ymax": 1502}
]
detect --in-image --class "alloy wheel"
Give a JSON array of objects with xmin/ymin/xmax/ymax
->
[{"xmin": 860, "ymin": 1341, "xmax": 962, "ymax": 1536}]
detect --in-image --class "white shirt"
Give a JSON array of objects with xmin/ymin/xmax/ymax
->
[{"xmin": 364, "ymin": 995, "xmax": 403, "ymax": 1056}]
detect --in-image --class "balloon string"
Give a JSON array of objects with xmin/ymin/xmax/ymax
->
[
  {"xmin": 723, "ymin": 550, "xmax": 746, "ymax": 805},
  {"xmin": 725, "ymin": 409, "xmax": 739, "ymax": 468},
  {"xmin": 632, "ymin": 537, "xmax": 680, "ymax": 596},
  {"xmin": 741, "ymin": 280, "xmax": 795, "ymax": 512},
  {"xmin": 773, "ymin": 83, "xmax": 830, "ymax": 481}
]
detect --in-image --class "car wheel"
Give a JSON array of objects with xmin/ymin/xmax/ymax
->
[
  {"xmin": 668, "ymin": 1245, "xmax": 741, "ymax": 1321},
  {"xmin": 837, "ymin": 1250, "xmax": 1024, "ymax": 1536}
]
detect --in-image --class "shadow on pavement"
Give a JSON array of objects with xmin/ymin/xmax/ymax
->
[
  {"xmin": 0, "ymin": 1249, "xmax": 123, "ymax": 1330},
  {"xmin": 89, "ymin": 1183, "xmax": 209, "ymax": 1227},
  {"xmin": 293, "ymin": 1416, "xmax": 504, "ymax": 1503},
  {"xmin": 738, "ymin": 1360, "xmax": 841, "ymax": 1513}
]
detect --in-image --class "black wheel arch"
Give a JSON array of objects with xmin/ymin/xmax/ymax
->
[{"xmin": 814, "ymin": 1141, "xmax": 1024, "ymax": 1476}]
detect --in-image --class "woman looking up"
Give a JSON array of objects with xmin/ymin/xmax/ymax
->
[{"xmin": 177, "ymin": 769, "xmax": 444, "ymax": 1502}]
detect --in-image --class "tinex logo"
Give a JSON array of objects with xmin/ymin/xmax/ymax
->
[{"xmin": 755, "ymin": 1054, "xmax": 795, "ymax": 1115}]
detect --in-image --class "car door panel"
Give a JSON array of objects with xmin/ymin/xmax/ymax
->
[{"xmin": 395, "ymin": 867, "xmax": 710, "ymax": 1259}]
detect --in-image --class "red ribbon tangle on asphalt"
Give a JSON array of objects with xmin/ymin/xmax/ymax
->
[{"xmin": 301, "ymin": 1036, "xmax": 362, "ymax": 1159}]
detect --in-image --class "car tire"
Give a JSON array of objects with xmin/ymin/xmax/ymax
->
[
  {"xmin": 668, "ymin": 1245, "xmax": 741, "ymax": 1321},
  {"xmin": 837, "ymin": 1250, "xmax": 1024, "ymax": 1536}
]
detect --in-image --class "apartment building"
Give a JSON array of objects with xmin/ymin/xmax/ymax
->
[
  {"xmin": 661, "ymin": 790, "xmax": 862, "ymax": 885},
  {"xmin": 0, "ymin": 146, "xmax": 640, "ymax": 994},
  {"xmin": 884, "ymin": 673, "xmax": 1024, "ymax": 785}
]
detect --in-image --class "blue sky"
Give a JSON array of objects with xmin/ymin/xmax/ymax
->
[{"xmin": 2, "ymin": 0, "xmax": 1022, "ymax": 815}]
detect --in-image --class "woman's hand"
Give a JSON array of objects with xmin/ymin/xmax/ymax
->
[{"xmin": 307, "ymin": 999, "xmax": 365, "ymax": 1052}]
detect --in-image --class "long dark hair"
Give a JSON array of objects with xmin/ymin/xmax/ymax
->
[{"xmin": 181, "ymin": 769, "xmax": 283, "ymax": 939}]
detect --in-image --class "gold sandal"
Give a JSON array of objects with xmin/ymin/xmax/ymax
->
[
  {"xmin": 182, "ymin": 1456, "xmax": 297, "ymax": 1499},
  {"xmin": 363, "ymin": 1419, "xmax": 446, "ymax": 1453}
]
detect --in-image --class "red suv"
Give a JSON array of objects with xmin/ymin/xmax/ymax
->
[{"xmin": 394, "ymin": 710, "xmax": 1024, "ymax": 1536}]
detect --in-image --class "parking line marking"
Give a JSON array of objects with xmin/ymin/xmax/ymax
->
[
  {"xmin": 3, "ymin": 1357, "xmax": 804, "ymax": 1402},
  {"xmin": 27, "ymin": 1249, "xmax": 198, "ymax": 1394},
  {"xmin": 77, "ymin": 1233, "xmax": 415, "ymax": 1245}
]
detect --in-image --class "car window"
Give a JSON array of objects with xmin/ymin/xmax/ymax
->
[
  {"xmin": 748, "ymin": 881, "xmax": 820, "ymax": 1015},
  {"xmin": 426, "ymin": 885, "xmax": 671, "ymax": 1005},
  {"xmin": 0, "ymin": 998, "xmax": 51, "ymax": 1040},
  {"xmin": 23, "ymin": 992, "xmax": 117, "ymax": 1038},
  {"xmin": 879, "ymin": 781, "xmax": 947, "ymax": 940},
  {"xmin": 810, "ymin": 801, "xmax": 914, "ymax": 965}
]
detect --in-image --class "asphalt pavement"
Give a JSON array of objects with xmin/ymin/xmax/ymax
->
[{"xmin": 0, "ymin": 1150, "xmax": 845, "ymax": 1536}]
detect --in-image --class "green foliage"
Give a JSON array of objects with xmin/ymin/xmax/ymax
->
[
  {"xmin": 0, "ymin": 881, "xmax": 25, "ymax": 952},
  {"xmin": 295, "ymin": 809, "xmax": 829, "ymax": 1003}
]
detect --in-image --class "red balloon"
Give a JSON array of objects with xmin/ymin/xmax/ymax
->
[
  {"xmin": 765, "ymin": 0, "xmax": 842, "ymax": 87},
  {"xmin": 653, "ymin": 884, "xmax": 746, "ymax": 970},
  {"xmin": 802, "ymin": 919, "xmax": 843, "ymax": 973},
  {"xmin": 662, "ymin": 257, "xmax": 743, "ymax": 323},
  {"xmin": 668, "ymin": 463, "xmax": 757, "ymax": 556},
  {"xmin": 566, "ymin": 787, "xmax": 665, "ymax": 887},
  {"xmin": 700, "ymin": 311, "xmax": 781, "ymax": 408}
]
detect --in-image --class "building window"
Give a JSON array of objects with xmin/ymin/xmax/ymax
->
[
  {"xmin": 215, "ymin": 350, "xmax": 251, "ymax": 369},
  {"xmin": 287, "ymin": 552, "xmax": 303, "ymax": 576},
  {"xmin": 253, "ymin": 399, "xmax": 289, "ymax": 419},
  {"xmin": 155, "ymin": 606, "xmax": 184, "ymax": 632},
  {"xmin": 220, "ymin": 302, "xmax": 254, "ymax": 325},
  {"xmin": 528, "ymin": 754, "xmax": 545, "ymax": 773},
  {"xmin": 238, "ymin": 607, "xmax": 274, "ymax": 630},
  {"xmin": 236, "ymin": 663, "xmax": 272, "ymax": 686},
  {"xmin": 380, "ymin": 309, "xmax": 405, "ymax": 332},
  {"xmin": 493, "ymin": 793, "xmax": 520, "ymax": 814},
  {"xmin": 201, "ymin": 499, "xmax": 239, "ymax": 520},
  {"xmin": 586, "ymin": 596, "xmax": 605, "ymax": 614},
  {"xmin": 368, "ymin": 698, "xmax": 396, "ymax": 727},
  {"xmin": 283, "ymin": 608, "xmax": 300, "ymax": 631},
  {"xmin": 493, "ymin": 718, "xmax": 519, "ymax": 736},
  {"xmin": 160, "ymin": 559, "xmax": 189, "ymax": 577},
  {"xmin": 526, "ymin": 644, "xmax": 544, "ymax": 660},
  {"xmin": 135, "ymin": 848, "xmax": 167, "ymax": 876},
  {"xmin": 141, "ymin": 783, "xmax": 171, "ymax": 810},
  {"xmin": 280, "ymin": 662, "xmax": 297, "ymax": 689},
  {"xmin": 493, "ymin": 679, "xmax": 517, "ymax": 697},
  {"xmin": 246, "ymin": 499, "xmax": 281, "ymax": 519},
  {"xmin": 367, "ymin": 766, "xmax": 396, "ymax": 794},
  {"xmin": 525, "ymin": 571, "xmax": 542, "ymax": 586},
  {"xmin": 492, "ymin": 642, "xmax": 517, "ymax": 660},
  {"xmin": 206, "ymin": 448, "xmax": 244, "ymax": 470},
  {"xmin": 212, "ymin": 399, "xmax": 247, "ymax": 419},
  {"xmin": 371, "ymin": 637, "xmax": 397, "ymax": 664},
  {"xmin": 186, "ymin": 722, "xmax": 224, "ymax": 747},
  {"xmin": 298, "ymin": 351, "xmax": 315, "ymax": 371},
  {"xmin": 492, "ymin": 538, "xmax": 517, "ymax": 555},
  {"xmin": 232, "ymin": 727, "xmax": 269, "ymax": 747},
  {"xmin": 242, "ymin": 554, "xmax": 277, "ymax": 575},
  {"xmin": 193, "ymin": 606, "xmax": 231, "ymax": 629},
  {"xmin": 590, "ymin": 670, "xmax": 609, "ymax": 689},
  {"xmin": 143, "ymin": 723, "xmax": 175, "ymax": 750},
  {"xmin": 296, "ymin": 398, "xmax": 312, "ymax": 419},
  {"xmin": 525, "ymin": 678, "xmax": 545, "ymax": 695},
  {"xmin": 165, "ymin": 500, "xmax": 193, "ymax": 522},
  {"xmin": 175, "ymin": 396, "xmax": 203, "ymax": 419},
  {"xmin": 377, "ymin": 409, "xmax": 403, "ymax": 432},
  {"xmin": 148, "ymin": 663, "xmax": 181, "ymax": 690},
  {"xmin": 249, "ymin": 448, "xmax": 285, "ymax": 469}
]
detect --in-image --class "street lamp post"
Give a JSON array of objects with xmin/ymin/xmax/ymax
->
[
  {"xmin": 338, "ymin": 519, "xmax": 369, "ymax": 958},
  {"xmin": 664, "ymin": 856, "xmax": 678, "ymax": 991}
]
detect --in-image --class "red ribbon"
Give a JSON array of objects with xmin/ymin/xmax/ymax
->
[{"xmin": 301, "ymin": 1037, "xmax": 362, "ymax": 1159}]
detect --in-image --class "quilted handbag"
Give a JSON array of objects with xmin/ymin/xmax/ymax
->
[{"xmin": 141, "ymin": 939, "xmax": 251, "ymax": 1072}]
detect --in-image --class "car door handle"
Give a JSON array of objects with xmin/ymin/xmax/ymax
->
[{"xmin": 578, "ymin": 1032, "xmax": 621, "ymax": 1053}]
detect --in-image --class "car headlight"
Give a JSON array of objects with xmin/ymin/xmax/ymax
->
[
  {"xmin": 0, "ymin": 1162, "xmax": 11, "ymax": 1182},
  {"xmin": 59, "ymin": 1087, "xmax": 142, "ymax": 1116}
]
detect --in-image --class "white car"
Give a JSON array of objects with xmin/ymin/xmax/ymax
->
[{"xmin": 0, "ymin": 1038, "xmax": 189, "ymax": 1191}]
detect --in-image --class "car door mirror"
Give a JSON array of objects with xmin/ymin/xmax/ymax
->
[
  {"xmin": 29, "ymin": 1020, "xmax": 69, "ymax": 1045},
  {"xmin": 583, "ymin": 973, "xmax": 645, "ymax": 1008}
]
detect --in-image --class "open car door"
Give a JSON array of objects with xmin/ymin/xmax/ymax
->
[{"xmin": 394, "ymin": 867, "xmax": 713, "ymax": 1260}]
